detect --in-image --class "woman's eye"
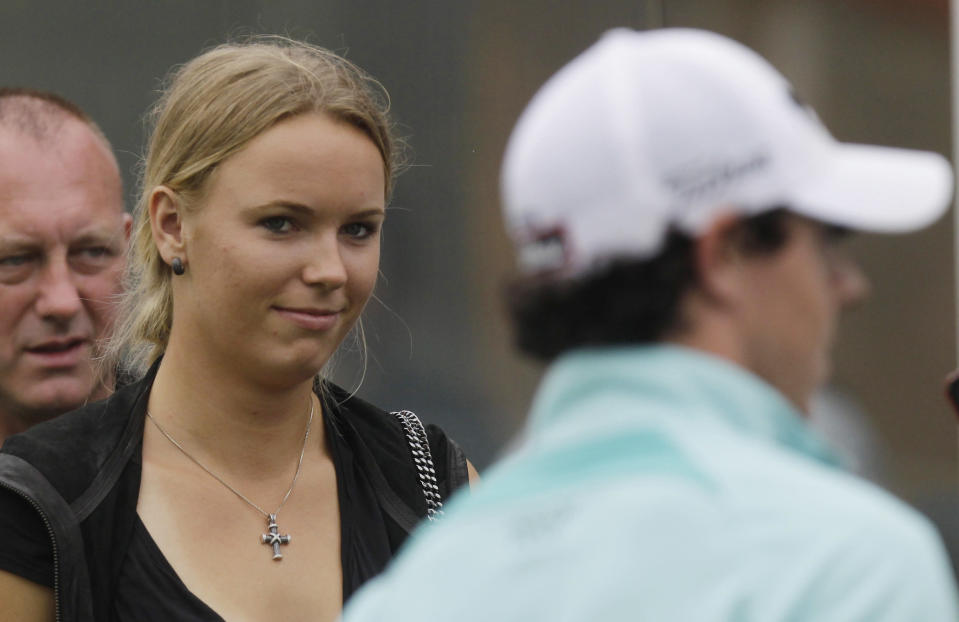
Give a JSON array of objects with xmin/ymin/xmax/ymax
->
[
  {"xmin": 261, "ymin": 217, "xmax": 295, "ymax": 234},
  {"xmin": 342, "ymin": 222, "xmax": 376, "ymax": 239}
]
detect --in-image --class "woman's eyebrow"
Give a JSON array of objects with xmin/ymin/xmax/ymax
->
[
  {"xmin": 246, "ymin": 202, "xmax": 386, "ymax": 218},
  {"xmin": 353, "ymin": 207, "xmax": 387, "ymax": 219},
  {"xmin": 247, "ymin": 200, "xmax": 314, "ymax": 214}
]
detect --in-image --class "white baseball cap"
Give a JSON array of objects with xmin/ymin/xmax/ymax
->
[{"xmin": 501, "ymin": 28, "xmax": 953, "ymax": 277}]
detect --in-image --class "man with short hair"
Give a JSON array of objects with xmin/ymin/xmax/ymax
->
[
  {"xmin": 0, "ymin": 89, "xmax": 130, "ymax": 443},
  {"xmin": 342, "ymin": 29, "xmax": 959, "ymax": 620}
]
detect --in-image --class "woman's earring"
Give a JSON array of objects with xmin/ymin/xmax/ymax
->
[{"xmin": 171, "ymin": 257, "xmax": 185, "ymax": 275}]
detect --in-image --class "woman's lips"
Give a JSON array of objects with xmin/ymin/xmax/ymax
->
[{"xmin": 274, "ymin": 307, "xmax": 341, "ymax": 331}]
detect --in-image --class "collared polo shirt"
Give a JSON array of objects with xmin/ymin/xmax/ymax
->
[{"xmin": 343, "ymin": 345, "xmax": 958, "ymax": 621}]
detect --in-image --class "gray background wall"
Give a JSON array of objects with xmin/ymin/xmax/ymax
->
[{"xmin": 1, "ymin": 1, "xmax": 953, "ymax": 508}]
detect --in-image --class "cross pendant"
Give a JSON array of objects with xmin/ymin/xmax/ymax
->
[{"xmin": 260, "ymin": 513, "xmax": 291, "ymax": 561}]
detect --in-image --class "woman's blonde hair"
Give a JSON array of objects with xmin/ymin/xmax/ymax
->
[{"xmin": 105, "ymin": 36, "xmax": 399, "ymax": 376}]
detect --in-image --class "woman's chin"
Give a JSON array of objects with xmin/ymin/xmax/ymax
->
[{"xmin": 236, "ymin": 355, "xmax": 328, "ymax": 391}]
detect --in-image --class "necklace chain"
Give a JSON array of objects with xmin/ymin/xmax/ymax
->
[{"xmin": 146, "ymin": 397, "xmax": 314, "ymax": 520}]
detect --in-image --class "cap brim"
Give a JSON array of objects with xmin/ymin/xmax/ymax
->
[{"xmin": 790, "ymin": 143, "xmax": 953, "ymax": 233}]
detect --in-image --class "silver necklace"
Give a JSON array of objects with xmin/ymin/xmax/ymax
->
[{"xmin": 145, "ymin": 397, "xmax": 314, "ymax": 561}]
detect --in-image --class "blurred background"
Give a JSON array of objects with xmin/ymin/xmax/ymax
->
[{"xmin": 1, "ymin": 0, "xmax": 954, "ymax": 533}]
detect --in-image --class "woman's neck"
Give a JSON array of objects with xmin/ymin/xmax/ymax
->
[{"xmin": 146, "ymin": 337, "xmax": 324, "ymax": 481}]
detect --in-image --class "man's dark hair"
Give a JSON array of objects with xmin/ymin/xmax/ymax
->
[{"xmin": 507, "ymin": 209, "xmax": 792, "ymax": 362}]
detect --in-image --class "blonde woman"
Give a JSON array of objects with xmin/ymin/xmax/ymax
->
[{"xmin": 0, "ymin": 37, "xmax": 474, "ymax": 621}]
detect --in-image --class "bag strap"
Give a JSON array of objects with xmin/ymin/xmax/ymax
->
[
  {"xmin": 0, "ymin": 453, "xmax": 94, "ymax": 622},
  {"xmin": 391, "ymin": 410, "xmax": 445, "ymax": 521}
]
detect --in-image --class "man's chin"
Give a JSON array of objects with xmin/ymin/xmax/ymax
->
[{"xmin": 14, "ymin": 377, "xmax": 102, "ymax": 421}]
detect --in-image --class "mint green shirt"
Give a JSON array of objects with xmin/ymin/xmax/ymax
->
[{"xmin": 343, "ymin": 346, "xmax": 958, "ymax": 621}]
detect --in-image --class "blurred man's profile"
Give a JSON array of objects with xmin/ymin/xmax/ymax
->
[{"xmin": 342, "ymin": 28, "xmax": 958, "ymax": 621}]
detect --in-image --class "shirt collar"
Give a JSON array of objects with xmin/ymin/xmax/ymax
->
[{"xmin": 527, "ymin": 344, "xmax": 840, "ymax": 467}]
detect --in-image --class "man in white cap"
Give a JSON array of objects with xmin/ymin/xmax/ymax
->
[{"xmin": 342, "ymin": 28, "xmax": 958, "ymax": 620}]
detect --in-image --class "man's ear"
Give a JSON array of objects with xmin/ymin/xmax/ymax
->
[
  {"xmin": 692, "ymin": 212, "xmax": 748, "ymax": 306},
  {"xmin": 148, "ymin": 186, "xmax": 186, "ymax": 266},
  {"xmin": 121, "ymin": 212, "xmax": 133, "ymax": 243}
]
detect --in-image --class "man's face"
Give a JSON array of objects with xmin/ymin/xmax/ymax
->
[
  {"xmin": 0, "ymin": 120, "xmax": 130, "ymax": 430},
  {"xmin": 737, "ymin": 215, "xmax": 868, "ymax": 413}
]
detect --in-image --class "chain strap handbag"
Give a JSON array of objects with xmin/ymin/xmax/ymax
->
[{"xmin": 391, "ymin": 410, "xmax": 445, "ymax": 521}]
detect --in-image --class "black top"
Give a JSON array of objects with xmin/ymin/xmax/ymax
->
[{"xmin": 0, "ymin": 363, "xmax": 468, "ymax": 621}]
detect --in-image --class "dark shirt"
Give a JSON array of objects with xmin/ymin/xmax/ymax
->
[{"xmin": 0, "ymin": 369, "xmax": 467, "ymax": 621}]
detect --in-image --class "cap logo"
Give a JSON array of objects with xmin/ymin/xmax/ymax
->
[
  {"xmin": 664, "ymin": 153, "xmax": 770, "ymax": 201},
  {"xmin": 517, "ymin": 225, "xmax": 570, "ymax": 274}
]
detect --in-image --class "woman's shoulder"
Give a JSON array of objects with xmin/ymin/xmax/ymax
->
[
  {"xmin": 320, "ymin": 383, "xmax": 470, "ymax": 506},
  {"xmin": 322, "ymin": 384, "xmax": 461, "ymax": 458},
  {"xmin": 322, "ymin": 383, "xmax": 403, "ymax": 433}
]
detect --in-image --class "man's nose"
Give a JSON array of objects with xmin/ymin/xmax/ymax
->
[{"xmin": 34, "ymin": 258, "xmax": 82, "ymax": 321}]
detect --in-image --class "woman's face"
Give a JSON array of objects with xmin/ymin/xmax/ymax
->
[{"xmin": 174, "ymin": 112, "xmax": 385, "ymax": 386}]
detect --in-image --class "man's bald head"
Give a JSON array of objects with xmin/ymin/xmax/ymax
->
[
  {"xmin": 0, "ymin": 89, "xmax": 121, "ymax": 188},
  {"xmin": 0, "ymin": 88, "xmax": 107, "ymax": 144}
]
